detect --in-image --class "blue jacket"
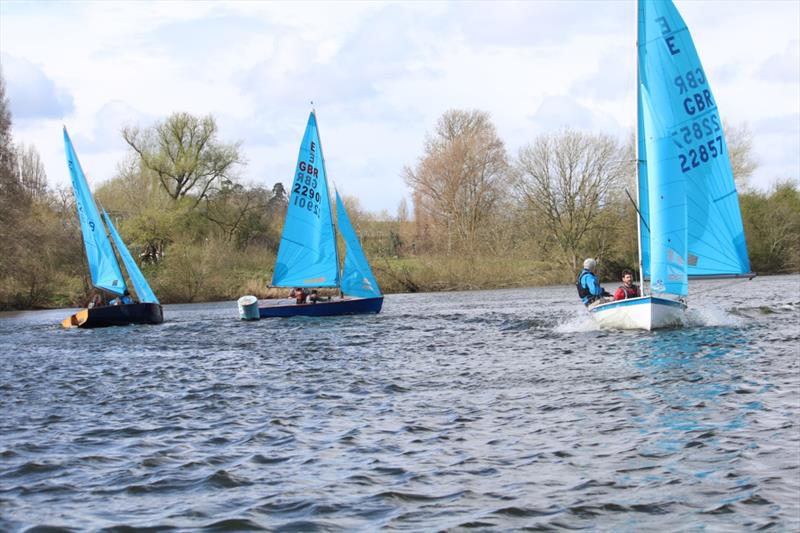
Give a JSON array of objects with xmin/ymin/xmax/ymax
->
[{"xmin": 578, "ymin": 269, "xmax": 605, "ymax": 305}]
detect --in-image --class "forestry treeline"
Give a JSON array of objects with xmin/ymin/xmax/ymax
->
[{"xmin": 0, "ymin": 79, "xmax": 797, "ymax": 308}]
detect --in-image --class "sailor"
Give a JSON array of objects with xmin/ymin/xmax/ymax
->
[
  {"xmin": 111, "ymin": 289, "xmax": 134, "ymax": 306},
  {"xmin": 576, "ymin": 258, "xmax": 611, "ymax": 306},
  {"xmin": 614, "ymin": 269, "xmax": 641, "ymax": 300},
  {"xmin": 290, "ymin": 288, "xmax": 307, "ymax": 304},
  {"xmin": 87, "ymin": 292, "xmax": 103, "ymax": 308}
]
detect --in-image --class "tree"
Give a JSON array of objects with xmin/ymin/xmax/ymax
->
[
  {"xmin": 266, "ymin": 182, "xmax": 287, "ymax": 220},
  {"xmin": 201, "ymin": 183, "xmax": 274, "ymax": 248},
  {"xmin": 724, "ymin": 121, "xmax": 758, "ymax": 189},
  {"xmin": 740, "ymin": 181, "xmax": 800, "ymax": 273},
  {"xmin": 0, "ymin": 69, "xmax": 15, "ymax": 187},
  {"xmin": 16, "ymin": 143, "xmax": 48, "ymax": 200},
  {"xmin": 404, "ymin": 109, "xmax": 509, "ymax": 254},
  {"xmin": 397, "ymin": 197, "xmax": 409, "ymax": 224},
  {"xmin": 0, "ymin": 68, "xmax": 24, "ymax": 303},
  {"xmin": 122, "ymin": 112, "xmax": 244, "ymax": 207},
  {"xmin": 0, "ymin": 69, "xmax": 22, "ymax": 232},
  {"xmin": 514, "ymin": 129, "xmax": 628, "ymax": 272}
]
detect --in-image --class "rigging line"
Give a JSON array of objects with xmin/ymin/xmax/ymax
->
[{"xmin": 624, "ymin": 188, "xmax": 650, "ymax": 233}]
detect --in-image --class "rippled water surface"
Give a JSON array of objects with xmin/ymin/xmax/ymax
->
[{"xmin": 1, "ymin": 276, "xmax": 799, "ymax": 531}]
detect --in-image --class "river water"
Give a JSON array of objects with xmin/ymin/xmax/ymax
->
[{"xmin": 1, "ymin": 275, "xmax": 798, "ymax": 531}]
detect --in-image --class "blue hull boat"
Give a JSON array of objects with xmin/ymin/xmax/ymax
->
[
  {"xmin": 258, "ymin": 297, "xmax": 383, "ymax": 318},
  {"xmin": 240, "ymin": 110, "xmax": 384, "ymax": 321}
]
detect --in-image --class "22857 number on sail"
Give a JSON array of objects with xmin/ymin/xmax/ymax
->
[{"xmin": 678, "ymin": 136, "xmax": 724, "ymax": 173}]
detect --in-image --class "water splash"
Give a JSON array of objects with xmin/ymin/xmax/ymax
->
[
  {"xmin": 553, "ymin": 309, "xmax": 601, "ymax": 333},
  {"xmin": 683, "ymin": 305, "xmax": 744, "ymax": 328}
]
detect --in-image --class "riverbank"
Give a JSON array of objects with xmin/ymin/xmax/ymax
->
[
  {"xmin": 2, "ymin": 254, "xmax": 794, "ymax": 312},
  {"xmin": 0, "ymin": 256, "xmax": 563, "ymax": 311}
]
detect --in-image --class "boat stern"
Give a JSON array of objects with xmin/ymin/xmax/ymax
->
[{"xmin": 61, "ymin": 309, "xmax": 89, "ymax": 328}]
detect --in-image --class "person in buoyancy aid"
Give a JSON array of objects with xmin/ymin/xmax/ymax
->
[
  {"xmin": 289, "ymin": 287, "xmax": 307, "ymax": 304},
  {"xmin": 576, "ymin": 258, "xmax": 611, "ymax": 306},
  {"xmin": 613, "ymin": 269, "xmax": 641, "ymax": 301}
]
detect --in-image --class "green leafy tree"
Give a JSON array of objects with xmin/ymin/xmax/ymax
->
[
  {"xmin": 740, "ymin": 181, "xmax": 800, "ymax": 273},
  {"xmin": 122, "ymin": 112, "xmax": 244, "ymax": 207},
  {"xmin": 0, "ymin": 70, "xmax": 22, "ymax": 263}
]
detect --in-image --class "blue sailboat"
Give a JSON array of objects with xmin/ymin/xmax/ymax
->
[
  {"xmin": 61, "ymin": 127, "xmax": 163, "ymax": 328},
  {"xmin": 590, "ymin": 0, "xmax": 753, "ymax": 330},
  {"xmin": 253, "ymin": 111, "xmax": 383, "ymax": 318}
]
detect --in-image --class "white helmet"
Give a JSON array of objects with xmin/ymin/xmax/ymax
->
[{"xmin": 583, "ymin": 258, "xmax": 596, "ymax": 271}]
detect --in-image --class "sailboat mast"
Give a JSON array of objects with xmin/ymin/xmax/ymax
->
[
  {"xmin": 312, "ymin": 107, "xmax": 342, "ymax": 289},
  {"xmin": 634, "ymin": 0, "xmax": 646, "ymax": 295}
]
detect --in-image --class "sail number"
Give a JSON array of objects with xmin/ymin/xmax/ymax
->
[
  {"xmin": 671, "ymin": 112, "xmax": 724, "ymax": 174},
  {"xmin": 677, "ymin": 115, "xmax": 721, "ymax": 145},
  {"xmin": 291, "ymin": 143, "xmax": 322, "ymax": 218},
  {"xmin": 678, "ymin": 136, "xmax": 724, "ymax": 173}
]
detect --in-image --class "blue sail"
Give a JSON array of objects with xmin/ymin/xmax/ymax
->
[
  {"xmin": 641, "ymin": 86, "xmax": 688, "ymax": 296},
  {"xmin": 102, "ymin": 210, "xmax": 160, "ymax": 304},
  {"xmin": 63, "ymin": 127, "xmax": 126, "ymax": 296},
  {"xmin": 336, "ymin": 191, "xmax": 382, "ymax": 299},
  {"xmin": 637, "ymin": 0, "xmax": 750, "ymax": 282},
  {"xmin": 271, "ymin": 112, "xmax": 340, "ymax": 288}
]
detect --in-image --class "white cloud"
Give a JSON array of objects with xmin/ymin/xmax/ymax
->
[
  {"xmin": 758, "ymin": 41, "xmax": 800, "ymax": 83},
  {"xmin": 1, "ymin": 54, "xmax": 74, "ymax": 120}
]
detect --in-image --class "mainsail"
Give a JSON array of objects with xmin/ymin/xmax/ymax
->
[
  {"xmin": 637, "ymin": 0, "xmax": 751, "ymax": 283},
  {"xmin": 102, "ymin": 210, "xmax": 160, "ymax": 304},
  {"xmin": 63, "ymin": 127, "xmax": 126, "ymax": 296},
  {"xmin": 272, "ymin": 111, "xmax": 340, "ymax": 288},
  {"xmin": 640, "ymin": 85, "xmax": 688, "ymax": 296},
  {"xmin": 336, "ymin": 191, "xmax": 382, "ymax": 299}
]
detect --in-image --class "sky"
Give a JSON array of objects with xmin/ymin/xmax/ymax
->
[{"xmin": 1, "ymin": 0, "xmax": 798, "ymax": 214}]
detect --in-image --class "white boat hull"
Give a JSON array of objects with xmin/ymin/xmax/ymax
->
[{"xmin": 589, "ymin": 296, "xmax": 687, "ymax": 330}]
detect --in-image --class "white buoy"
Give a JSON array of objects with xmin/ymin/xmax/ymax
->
[{"xmin": 237, "ymin": 295, "xmax": 260, "ymax": 321}]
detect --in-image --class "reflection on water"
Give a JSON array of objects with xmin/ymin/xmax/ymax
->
[
  {"xmin": 615, "ymin": 325, "xmax": 795, "ymax": 523},
  {"xmin": 0, "ymin": 276, "xmax": 798, "ymax": 531}
]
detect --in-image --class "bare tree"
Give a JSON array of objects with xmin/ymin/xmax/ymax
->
[
  {"xmin": 16, "ymin": 143, "xmax": 47, "ymax": 200},
  {"xmin": 396, "ymin": 197, "xmax": 409, "ymax": 224},
  {"xmin": 404, "ymin": 109, "xmax": 509, "ymax": 253},
  {"xmin": 724, "ymin": 121, "xmax": 758, "ymax": 189},
  {"xmin": 122, "ymin": 112, "xmax": 244, "ymax": 207},
  {"xmin": 514, "ymin": 129, "xmax": 627, "ymax": 272}
]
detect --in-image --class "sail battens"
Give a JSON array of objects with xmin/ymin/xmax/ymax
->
[{"xmin": 712, "ymin": 190, "xmax": 737, "ymax": 203}]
